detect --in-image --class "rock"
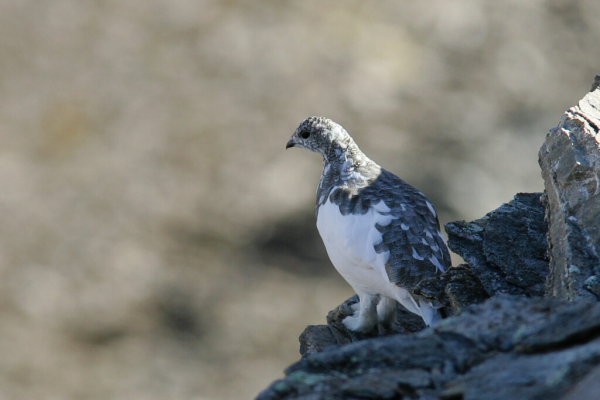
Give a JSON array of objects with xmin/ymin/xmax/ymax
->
[
  {"xmin": 513, "ymin": 300, "xmax": 600, "ymax": 353},
  {"xmin": 299, "ymin": 295, "xmax": 426, "ymax": 358},
  {"xmin": 443, "ymin": 340, "xmax": 600, "ymax": 400},
  {"xmin": 539, "ymin": 82, "xmax": 600, "ymax": 301},
  {"xmin": 445, "ymin": 192, "xmax": 549, "ymax": 297},
  {"xmin": 562, "ymin": 364, "xmax": 600, "ymax": 400},
  {"xmin": 257, "ymin": 297, "xmax": 600, "ymax": 400},
  {"xmin": 414, "ymin": 264, "xmax": 489, "ymax": 312},
  {"xmin": 298, "ymin": 325, "xmax": 348, "ymax": 358}
]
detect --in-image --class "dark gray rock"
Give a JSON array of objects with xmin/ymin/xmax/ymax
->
[
  {"xmin": 562, "ymin": 363, "xmax": 600, "ymax": 400},
  {"xmin": 445, "ymin": 192, "xmax": 549, "ymax": 297},
  {"xmin": 299, "ymin": 295, "xmax": 426, "ymax": 358},
  {"xmin": 298, "ymin": 325, "xmax": 346, "ymax": 358},
  {"xmin": 539, "ymin": 82, "xmax": 600, "ymax": 301},
  {"xmin": 513, "ymin": 300, "xmax": 600, "ymax": 353},
  {"xmin": 257, "ymin": 297, "xmax": 600, "ymax": 400},
  {"xmin": 414, "ymin": 264, "xmax": 489, "ymax": 312},
  {"xmin": 444, "ymin": 338, "xmax": 600, "ymax": 400},
  {"xmin": 434, "ymin": 295, "xmax": 548, "ymax": 353}
]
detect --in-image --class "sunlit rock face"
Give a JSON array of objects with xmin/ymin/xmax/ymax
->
[{"xmin": 539, "ymin": 79, "xmax": 600, "ymax": 301}]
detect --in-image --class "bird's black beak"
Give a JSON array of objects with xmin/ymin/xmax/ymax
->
[{"xmin": 286, "ymin": 138, "xmax": 296, "ymax": 149}]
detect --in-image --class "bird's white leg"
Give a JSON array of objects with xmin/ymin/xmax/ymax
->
[
  {"xmin": 376, "ymin": 296, "xmax": 397, "ymax": 326},
  {"xmin": 342, "ymin": 293, "xmax": 378, "ymax": 332}
]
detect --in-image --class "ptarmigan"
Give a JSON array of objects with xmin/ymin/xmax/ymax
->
[{"xmin": 286, "ymin": 116, "xmax": 451, "ymax": 331}]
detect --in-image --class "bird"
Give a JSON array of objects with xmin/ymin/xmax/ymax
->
[{"xmin": 286, "ymin": 116, "xmax": 451, "ymax": 332}]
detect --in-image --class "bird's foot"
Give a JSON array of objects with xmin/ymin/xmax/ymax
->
[{"xmin": 342, "ymin": 312, "xmax": 377, "ymax": 332}]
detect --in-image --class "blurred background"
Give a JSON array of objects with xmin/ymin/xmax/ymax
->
[{"xmin": 0, "ymin": 1, "xmax": 599, "ymax": 399}]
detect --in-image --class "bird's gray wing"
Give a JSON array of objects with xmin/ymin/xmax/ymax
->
[{"xmin": 363, "ymin": 170, "xmax": 451, "ymax": 289}]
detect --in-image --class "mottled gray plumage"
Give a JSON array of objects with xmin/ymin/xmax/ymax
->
[
  {"xmin": 340, "ymin": 169, "xmax": 450, "ymax": 288},
  {"xmin": 286, "ymin": 116, "xmax": 450, "ymax": 330}
]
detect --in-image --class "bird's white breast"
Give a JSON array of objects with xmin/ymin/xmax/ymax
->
[{"xmin": 316, "ymin": 199, "xmax": 396, "ymax": 297}]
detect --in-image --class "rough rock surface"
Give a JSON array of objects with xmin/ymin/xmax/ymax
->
[
  {"xmin": 414, "ymin": 264, "xmax": 489, "ymax": 313},
  {"xmin": 299, "ymin": 295, "xmax": 426, "ymax": 359},
  {"xmin": 257, "ymin": 297, "xmax": 600, "ymax": 400},
  {"xmin": 539, "ymin": 78, "xmax": 600, "ymax": 301},
  {"xmin": 444, "ymin": 192, "xmax": 549, "ymax": 298}
]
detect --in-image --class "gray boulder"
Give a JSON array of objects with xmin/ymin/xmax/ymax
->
[
  {"xmin": 444, "ymin": 192, "xmax": 549, "ymax": 298},
  {"xmin": 258, "ymin": 297, "xmax": 600, "ymax": 400},
  {"xmin": 539, "ymin": 73, "xmax": 600, "ymax": 301}
]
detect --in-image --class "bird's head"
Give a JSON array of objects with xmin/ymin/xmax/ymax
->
[{"xmin": 286, "ymin": 117, "xmax": 353, "ymax": 159}]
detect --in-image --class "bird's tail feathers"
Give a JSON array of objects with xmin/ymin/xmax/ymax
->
[{"xmin": 397, "ymin": 292, "xmax": 443, "ymax": 327}]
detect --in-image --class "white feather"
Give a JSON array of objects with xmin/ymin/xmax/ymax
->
[
  {"xmin": 426, "ymin": 200, "xmax": 437, "ymax": 217},
  {"xmin": 412, "ymin": 247, "xmax": 425, "ymax": 261},
  {"xmin": 317, "ymin": 199, "xmax": 392, "ymax": 294},
  {"xmin": 429, "ymin": 255, "xmax": 445, "ymax": 273}
]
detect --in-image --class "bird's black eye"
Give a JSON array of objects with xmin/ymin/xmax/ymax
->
[{"xmin": 300, "ymin": 131, "xmax": 311, "ymax": 139}]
